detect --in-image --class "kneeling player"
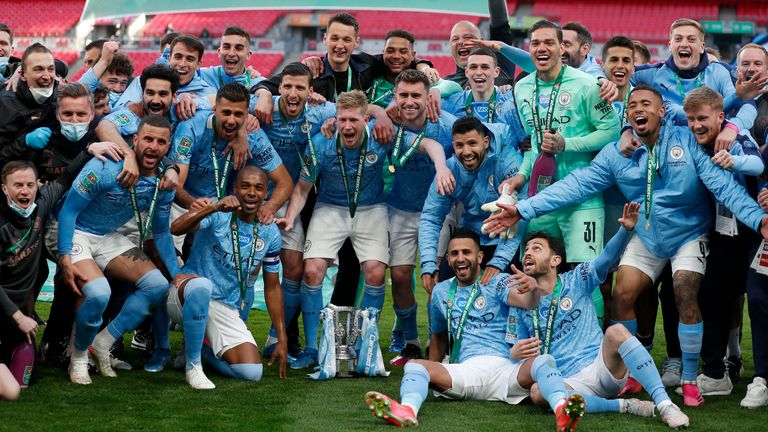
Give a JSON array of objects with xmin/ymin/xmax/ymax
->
[
  {"xmin": 168, "ymin": 166, "xmax": 288, "ymax": 389},
  {"xmin": 508, "ymin": 203, "xmax": 689, "ymax": 429},
  {"xmin": 365, "ymin": 228, "xmax": 586, "ymax": 431}
]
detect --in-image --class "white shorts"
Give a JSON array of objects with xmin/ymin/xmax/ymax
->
[
  {"xmin": 166, "ymin": 282, "xmax": 256, "ymax": 358},
  {"xmin": 45, "ymin": 220, "xmax": 134, "ymax": 269},
  {"xmin": 115, "ymin": 202, "xmax": 186, "ymax": 252},
  {"xmin": 388, "ymin": 207, "xmax": 420, "ymax": 267},
  {"xmin": 304, "ymin": 204, "xmax": 389, "ymax": 264},
  {"xmin": 565, "ymin": 345, "xmax": 628, "ymax": 398},
  {"xmin": 437, "ymin": 202, "xmax": 463, "ymax": 258},
  {"xmin": 275, "ymin": 202, "xmax": 305, "ymax": 252},
  {"xmin": 433, "ymin": 355, "xmax": 528, "ymax": 404},
  {"xmin": 619, "ymin": 234, "xmax": 709, "ymax": 281}
]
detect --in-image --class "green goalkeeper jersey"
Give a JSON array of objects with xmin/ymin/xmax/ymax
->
[{"xmin": 515, "ymin": 65, "xmax": 620, "ymax": 209}]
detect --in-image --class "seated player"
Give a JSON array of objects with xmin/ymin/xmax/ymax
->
[
  {"xmin": 364, "ymin": 228, "xmax": 586, "ymax": 431},
  {"xmin": 508, "ymin": 203, "xmax": 689, "ymax": 429},
  {"xmin": 52, "ymin": 116, "xmax": 180, "ymax": 384},
  {"xmin": 168, "ymin": 166, "xmax": 288, "ymax": 389}
]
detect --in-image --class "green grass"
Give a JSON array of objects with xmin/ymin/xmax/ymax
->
[{"xmin": 0, "ymin": 285, "xmax": 764, "ymax": 432}]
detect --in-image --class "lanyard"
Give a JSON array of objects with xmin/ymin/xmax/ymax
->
[
  {"xmin": 4, "ymin": 225, "xmax": 33, "ymax": 254},
  {"xmin": 532, "ymin": 66, "xmax": 566, "ymax": 149},
  {"xmin": 333, "ymin": 67, "xmax": 353, "ymax": 100},
  {"xmin": 230, "ymin": 213, "xmax": 259, "ymax": 310},
  {"xmin": 280, "ymin": 100, "xmax": 318, "ymax": 180},
  {"xmin": 210, "ymin": 118, "xmax": 232, "ymax": 199},
  {"xmin": 336, "ymin": 128, "xmax": 368, "ymax": 218},
  {"xmin": 465, "ymin": 89, "xmax": 497, "ymax": 123},
  {"xmin": 621, "ymin": 85, "xmax": 633, "ymax": 124},
  {"xmin": 129, "ymin": 176, "xmax": 162, "ymax": 251},
  {"xmin": 446, "ymin": 272, "xmax": 482, "ymax": 363},
  {"xmin": 673, "ymin": 73, "xmax": 702, "ymax": 101},
  {"xmin": 530, "ymin": 278, "xmax": 563, "ymax": 354},
  {"xmin": 369, "ymin": 78, "xmax": 394, "ymax": 106},
  {"xmin": 388, "ymin": 123, "xmax": 426, "ymax": 173},
  {"xmin": 217, "ymin": 67, "xmax": 251, "ymax": 89},
  {"xmin": 644, "ymin": 137, "xmax": 660, "ymax": 231}
]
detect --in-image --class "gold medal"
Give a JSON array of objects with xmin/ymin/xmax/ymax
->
[
  {"xmin": 645, "ymin": 221, "xmax": 650, "ymax": 230},
  {"xmin": 241, "ymin": 300, "xmax": 246, "ymax": 310},
  {"xmin": 388, "ymin": 164, "xmax": 395, "ymax": 173}
]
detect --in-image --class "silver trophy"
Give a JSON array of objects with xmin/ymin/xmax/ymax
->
[{"xmin": 327, "ymin": 304, "xmax": 361, "ymax": 377}]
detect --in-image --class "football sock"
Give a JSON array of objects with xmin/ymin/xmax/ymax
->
[
  {"xmin": 400, "ymin": 362, "xmax": 430, "ymax": 415},
  {"xmin": 269, "ymin": 278, "xmax": 301, "ymax": 339},
  {"xmin": 300, "ymin": 282, "xmax": 323, "ymax": 351},
  {"xmin": 532, "ymin": 354, "xmax": 567, "ymax": 411},
  {"xmin": 610, "ymin": 319, "xmax": 637, "ymax": 335},
  {"xmin": 201, "ymin": 344, "xmax": 238, "ymax": 378},
  {"xmin": 394, "ymin": 304, "xmax": 419, "ymax": 345},
  {"xmin": 619, "ymin": 337, "xmax": 670, "ymax": 405},
  {"xmin": 108, "ymin": 269, "xmax": 168, "ymax": 339},
  {"xmin": 567, "ymin": 390, "xmax": 620, "ymax": 413},
  {"xmin": 183, "ymin": 278, "xmax": 212, "ymax": 369},
  {"xmin": 230, "ymin": 364, "xmax": 263, "ymax": 382},
  {"xmin": 679, "ymin": 322, "xmax": 703, "ymax": 382},
  {"xmin": 74, "ymin": 277, "xmax": 111, "ymax": 351},
  {"xmin": 360, "ymin": 283, "xmax": 386, "ymax": 311}
]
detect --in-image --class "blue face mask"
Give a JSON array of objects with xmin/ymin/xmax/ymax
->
[
  {"xmin": 60, "ymin": 121, "xmax": 89, "ymax": 142},
  {"xmin": 0, "ymin": 57, "xmax": 8, "ymax": 73},
  {"xmin": 8, "ymin": 199, "xmax": 37, "ymax": 218},
  {"xmin": 108, "ymin": 91, "xmax": 121, "ymax": 107}
]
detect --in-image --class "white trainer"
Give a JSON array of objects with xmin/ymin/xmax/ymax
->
[
  {"xmin": 658, "ymin": 401, "xmax": 689, "ymax": 429},
  {"xmin": 88, "ymin": 344, "xmax": 117, "ymax": 377},
  {"xmin": 740, "ymin": 377, "xmax": 768, "ymax": 409},
  {"xmin": 621, "ymin": 398, "xmax": 655, "ymax": 417},
  {"xmin": 186, "ymin": 364, "xmax": 215, "ymax": 390},
  {"xmin": 68, "ymin": 359, "xmax": 92, "ymax": 385},
  {"xmin": 696, "ymin": 373, "xmax": 732, "ymax": 396},
  {"xmin": 661, "ymin": 357, "xmax": 682, "ymax": 387}
]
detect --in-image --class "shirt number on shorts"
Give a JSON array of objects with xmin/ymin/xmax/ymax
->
[{"xmin": 583, "ymin": 221, "xmax": 596, "ymax": 243}]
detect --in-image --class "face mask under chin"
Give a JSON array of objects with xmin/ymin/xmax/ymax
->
[{"xmin": 29, "ymin": 85, "xmax": 54, "ymax": 104}]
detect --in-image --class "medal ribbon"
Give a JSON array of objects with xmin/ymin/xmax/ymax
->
[
  {"xmin": 280, "ymin": 100, "xmax": 318, "ymax": 180},
  {"xmin": 129, "ymin": 174, "xmax": 162, "ymax": 252},
  {"xmin": 644, "ymin": 134, "xmax": 660, "ymax": 230},
  {"xmin": 217, "ymin": 67, "xmax": 251, "ymax": 89},
  {"xmin": 369, "ymin": 78, "xmax": 394, "ymax": 106},
  {"xmin": 333, "ymin": 67, "xmax": 353, "ymax": 100},
  {"xmin": 674, "ymin": 73, "xmax": 702, "ymax": 102},
  {"xmin": 530, "ymin": 278, "xmax": 563, "ymax": 354},
  {"xmin": 446, "ymin": 272, "xmax": 482, "ymax": 363},
  {"xmin": 465, "ymin": 89, "xmax": 498, "ymax": 123},
  {"xmin": 230, "ymin": 213, "xmax": 259, "ymax": 310},
  {"xmin": 532, "ymin": 65, "xmax": 567, "ymax": 150},
  {"xmin": 210, "ymin": 117, "xmax": 233, "ymax": 199},
  {"xmin": 4, "ymin": 225, "xmax": 33, "ymax": 254},
  {"xmin": 336, "ymin": 128, "xmax": 368, "ymax": 218},
  {"xmin": 390, "ymin": 124, "xmax": 426, "ymax": 170}
]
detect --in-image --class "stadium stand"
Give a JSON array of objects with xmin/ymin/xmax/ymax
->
[
  {"xmin": 12, "ymin": 51, "xmax": 79, "ymax": 66},
  {"xmin": 351, "ymin": 11, "xmax": 485, "ymax": 40},
  {"xmin": 737, "ymin": 3, "xmax": 768, "ymax": 26},
  {"xmin": 2, "ymin": 0, "xmax": 85, "ymax": 37},
  {"xmin": 141, "ymin": 10, "xmax": 285, "ymax": 38}
]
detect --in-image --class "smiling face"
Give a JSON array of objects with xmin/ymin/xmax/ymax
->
[
  {"xmin": 132, "ymin": 124, "xmax": 171, "ymax": 174},
  {"xmin": 465, "ymin": 54, "xmax": 499, "ymax": 94},
  {"xmin": 561, "ymin": 29, "xmax": 587, "ymax": 68},
  {"xmin": 100, "ymin": 71, "xmax": 129, "ymax": 93},
  {"xmin": 669, "ymin": 25, "xmax": 705, "ymax": 70},
  {"xmin": 57, "ymin": 95, "xmax": 93, "ymax": 124},
  {"xmin": 447, "ymin": 237, "xmax": 483, "ymax": 285},
  {"xmin": 170, "ymin": 42, "xmax": 202, "ymax": 86},
  {"xmin": 218, "ymin": 34, "xmax": 250, "ymax": 76},
  {"xmin": 336, "ymin": 106, "xmax": 368, "ymax": 148},
  {"xmin": 738, "ymin": 46, "xmax": 768, "ymax": 81},
  {"xmin": 21, "ymin": 51, "xmax": 55, "ymax": 89},
  {"xmin": 521, "ymin": 237, "xmax": 561, "ymax": 277},
  {"xmin": 529, "ymin": 27, "xmax": 563, "ymax": 76},
  {"xmin": 279, "ymin": 74, "xmax": 311, "ymax": 118},
  {"xmin": 2, "ymin": 167, "xmax": 38, "ymax": 211},
  {"xmin": 627, "ymin": 89, "xmax": 665, "ymax": 138},
  {"xmin": 324, "ymin": 22, "xmax": 359, "ymax": 70},
  {"xmin": 383, "ymin": 36, "xmax": 415, "ymax": 76},
  {"xmin": 450, "ymin": 21, "xmax": 482, "ymax": 69},
  {"xmin": 234, "ymin": 168, "xmax": 268, "ymax": 215},
  {"xmin": 452, "ymin": 129, "xmax": 489, "ymax": 172},
  {"xmin": 686, "ymin": 104, "xmax": 723, "ymax": 146},
  {"xmin": 141, "ymin": 78, "xmax": 174, "ymax": 117},
  {"xmin": 0, "ymin": 30, "xmax": 12, "ymax": 58},
  {"xmin": 214, "ymin": 97, "xmax": 248, "ymax": 141},
  {"xmin": 83, "ymin": 46, "xmax": 100, "ymax": 69},
  {"xmin": 602, "ymin": 46, "xmax": 635, "ymax": 89},
  {"xmin": 395, "ymin": 80, "xmax": 428, "ymax": 123}
]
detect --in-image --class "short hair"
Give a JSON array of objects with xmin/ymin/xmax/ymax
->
[
  {"xmin": 452, "ymin": 115, "xmax": 486, "ymax": 137},
  {"xmin": 170, "ymin": 35, "xmax": 204, "ymax": 62},
  {"xmin": 706, "ymin": 47, "xmax": 721, "ymax": 61},
  {"xmin": 449, "ymin": 227, "xmax": 481, "ymax": 249},
  {"xmin": 235, "ymin": 165, "xmax": 266, "ymax": 183},
  {"xmin": 529, "ymin": 19, "xmax": 563, "ymax": 43},
  {"xmin": 1, "ymin": 160, "xmax": 37, "ymax": 184},
  {"xmin": 629, "ymin": 83, "xmax": 663, "ymax": 104},
  {"xmin": 385, "ymin": 29, "xmax": 415, "ymax": 46},
  {"xmin": 280, "ymin": 62, "xmax": 312, "ymax": 83},
  {"xmin": 105, "ymin": 53, "xmax": 134, "ymax": 78},
  {"xmin": 56, "ymin": 82, "xmax": 93, "ymax": 109},
  {"xmin": 222, "ymin": 26, "xmax": 251, "ymax": 45},
  {"xmin": 216, "ymin": 82, "xmax": 250, "ymax": 105},
  {"xmin": 737, "ymin": 43, "xmax": 768, "ymax": 64},
  {"xmin": 21, "ymin": 43, "xmax": 52, "ymax": 71},
  {"xmin": 683, "ymin": 86, "xmax": 724, "ymax": 114},
  {"xmin": 562, "ymin": 22, "xmax": 593, "ymax": 47},
  {"xmin": 327, "ymin": 13, "xmax": 359, "ymax": 36},
  {"xmin": 395, "ymin": 69, "xmax": 431, "ymax": 92},
  {"xmin": 336, "ymin": 90, "xmax": 368, "ymax": 113},
  {"xmin": 602, "ymin": 36, "xmax": 635, "ymax": 60},
  {"xmin": 137, "ymin": 115, "xmax": 172, "ymax": 135},
  {"xmin": 525, "ymin": 231, "xmax": 566, "ymax": 262},
  {"xmin": 670, "ymin": 18, "xmax": 704, "ymax": 38},
  {"xmin": 0, "ymin": 23, "xmax": 13, "ymax": 45},
  {"xmin": 84, "ymin": 39, "xmax": 106, "ymax": 53},
  {"xmin": 93, "ymin": 84, "xmax": 108, "ymax": 104},
  {"xmin": 140, "ymin": 64, "xmax": 180, "ymax": 94},
  {"xmin": 632, "ymin": 40, "xmax": 652, "ymax": 64},
  {"xmin": 467, "ymin": 47, "xmax": 498, "ymax": 66},
  {"xmin": 160, "ymin": 32, "xmax": 181, "ymax": 50}
]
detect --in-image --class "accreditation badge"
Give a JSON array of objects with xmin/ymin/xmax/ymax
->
[
  {"xmin": 715, "ymin": 203, "xmax": 738, "ymax": 237},
  {"xmin": 751, "ymin": 239, "xmax": 768, "ymax": 276}
]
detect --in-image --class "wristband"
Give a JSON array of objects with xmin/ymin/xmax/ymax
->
[{"xmin": 724, "ymin": 122, "xmax": 739, "ymax": 133}]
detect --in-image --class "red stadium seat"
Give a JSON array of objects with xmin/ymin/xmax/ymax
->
[
  {"xmin": 141, "ymin": 10, "xmax": 285, "ymax": 38},
  {"xmin": 350, "ymin": 11, "xmax": 484, "ymax": 40},
  {"xmin": 3, "ymin": 0, "xmax": 85, "ymax": 37}
]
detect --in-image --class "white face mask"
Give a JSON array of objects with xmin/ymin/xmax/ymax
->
[
  {"xmin": 108, "ymin": 91, "xmax": 121, "ymax": 106},
  {"xmin": 0, "ymin": 57, "xmax": 8, "ymax": 72},
  {"xmin": 29, "ymin": 86, "xmax": 53, "ymax": 104},
  {"xmin": 60, "ymin": 121, "xmax": 89, "ymax": 142},
  {"xmin": 2, "ymin": 187, "xmax": 37, "ymax": 219}
]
